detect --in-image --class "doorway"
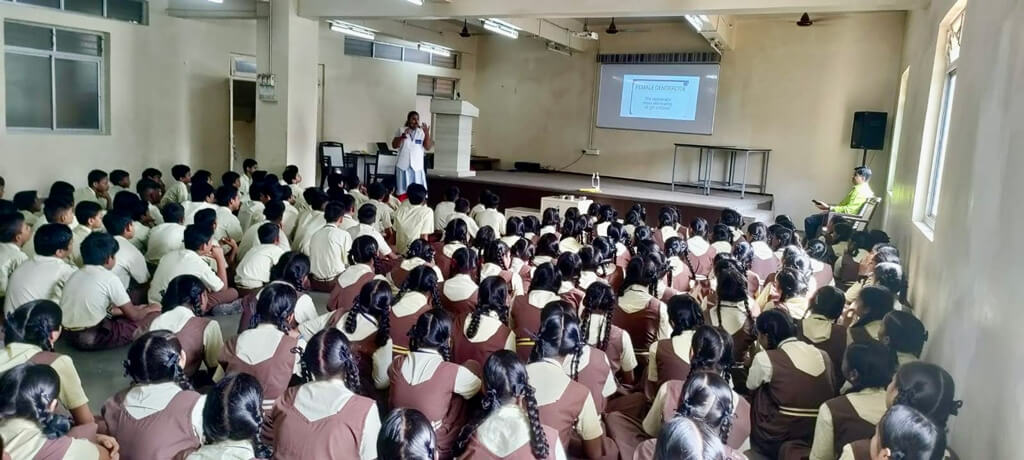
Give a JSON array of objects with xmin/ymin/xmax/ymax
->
[{"xmin": 230, "ymin": 79, "xmax": 256, "ymax": 172}]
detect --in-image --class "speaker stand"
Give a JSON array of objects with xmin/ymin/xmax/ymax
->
[{"xmin": 861, "ymin": 149, "xmax": 869, "ymax": 167}]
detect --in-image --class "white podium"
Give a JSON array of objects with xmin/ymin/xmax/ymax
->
[{"xmin": 429, "ymin": 99, "xmax": 478, "ymax": 177}]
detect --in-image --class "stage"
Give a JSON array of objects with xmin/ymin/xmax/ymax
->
[{"xmin": 426, "ymin": 170, "xmax": 774, "ymax": 225}]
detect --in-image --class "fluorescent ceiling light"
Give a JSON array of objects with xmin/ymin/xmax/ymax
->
[
  {"xmin": 418, "ymin": 42, "xmax": 452, "ymax": 57},
  {"xmin": 329, "ymin": 21, "xmax": 376, "ymax": 40},
  {"xmin": 406, "ymin": 0, "xmax": 423, "ymax": 4},
  {"xmin": 482, "ymin": 18, "xmax": 519, "ymax": 39},
  {"xmin": 684, "ymin": 14, "xmax": 704, "ymax": 31},
  {"xmin": 207, "ymin": 0, "xmax": 223, "ymax": 3}
]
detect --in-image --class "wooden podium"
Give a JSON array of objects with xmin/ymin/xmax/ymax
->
[{"xmin": 429, "ymin": 99, "xmax": 479, "ymax": 177}]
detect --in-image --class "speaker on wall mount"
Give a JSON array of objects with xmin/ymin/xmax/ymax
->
[{"xmin": 851, "ymin": 111, "xmax": 888, "ymax": 151}]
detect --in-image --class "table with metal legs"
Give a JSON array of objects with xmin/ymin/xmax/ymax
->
[{"xmin": 671, "ymin": 143, "xmax": 772, "ymax": 198}]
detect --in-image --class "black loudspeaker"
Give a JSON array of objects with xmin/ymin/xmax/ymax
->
[
  {"xmin": 514, "ymin": 161, "xmax": 545, "ymax": 173},
  {"xmin": 851, "ymin": 111, "xmax": 888, "ymax": 150}
]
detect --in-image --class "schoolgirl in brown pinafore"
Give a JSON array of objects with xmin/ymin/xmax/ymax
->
[
  {"xmin": 389, "ymin": 238, "xmax": 442, "ymax": 291},
  {"xmin": 437, "ymin": 218, "xmax": 472, "ymax": 280},
  {"xmin": 441, "ymin": 247, "xmax": 480, "ymax": 318},
  {"xmin": 652, "ymin": 207, "xmax": 682, "ymax": 251},
  {"xmin": 511, "ymin": 263, "xmax": 563, "ymax": 362},
  {"xmin": 579, "ymin": 282, "xmax": 637, "ymax": 379},
  {"xmin": 685, "ymin": 218, "xmax": 718, "ymax": 278},
  {"xmin": 613, "ymin": 281, "xmax": 667, "ymax": 371},
  {"xmin": 481, "ymin": 240, "xmax": 524, "ymax": 297},
  {"xmin": 664, "ymin": 237, "xmax": 695, "ymax": 294},
  {"xmin": 747, "ymin": 310, "xmax": 836, "ymax": 458},
  {"xmin": 797, "ymin": 286, "xmax": 849, "ymax": 389},
  {"xmin": 452, "ymin": 276, "xmax": 515, "ymax": 368},
  {"xmin": 186, "ymin": 373, "xmax": 269, "ymax": 460},
  {"xmin": 327, "ymin": 236, "xmax": 380, "ymax": 312},
  {"xmin": 388, "ymin": 265, "xmax": 439, "ymax": 356},
  {"xmin": 102, "ymin": 331, "xmax": 204, "ymax": 460},
  {"xmin": 219, "ymin": 284, "xmax": 303, "ymax": 412},
  {"xmin": 387, "ymin": 310, "xmax": 481, "ymax": 458},
  {"xmin": 554, "ymin": 252, "xmax": 586, "ymax": 311},
  {"xmin": 267, "ymin": 329, "xmax": 380, "ymax": 460},
  {"xmin": 746, "ymin": 223, "xmax": 780, "ymax": 283},
  {"xmin": 646, "ymin": 294, "xmax": 703, "ymax": 396},
  {"xmin": 147, "ymin": 275, "xmax": 223, "ymax": 383}
]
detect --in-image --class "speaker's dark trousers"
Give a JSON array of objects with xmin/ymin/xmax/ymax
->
[{"xmin": 804, "ymin": 212, "xmax": 828, "ymax": 240}]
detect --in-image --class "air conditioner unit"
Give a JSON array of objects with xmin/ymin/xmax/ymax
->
[{"xmin": 684, "ymin": 14, "xmax": 735, "ymax": 53}]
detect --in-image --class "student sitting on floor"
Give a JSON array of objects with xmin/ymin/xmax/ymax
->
[
  {"xmin": 389, "ymin": 238, "xmax": 442, "ymax": 289},
  {"xmin": 149, "ymin": 224, "xmax": 238, "ymax": 308},
  {"xmin": 0, "ymin": 364, "xmax": 119, "ymax": 460},
  {"xmin": 162, "ymin": 164, "xmax": 192, "ymax": 206},
  {"xmin": 385, "ymin": 309, "xmax": 481, "ymax": 458},
  {"xmin": 437, "ymin": 218, "xmax": 471, "ymax": 279},
  {"xmin": 579, "ymin": 282, "xmax": 637, "ymax": 381},
  {"xmin": 452, "ymin": 350, "xmax": 566, "ymax": 460},
  {"xmin": 448, "ymin": 198, "xmax": 479, "ymax": 238},
  {"xmin": 647, "ymin": 294, "xmax": 704, "ymax": 395},
  {"xmin": 237, "ymin": 181, "xmax": 268, "ymax": 233},
  {"xmin": 501, "ymin": 216, "xmax": 526, "ymax": 248},
  {"xmin": 293, "ymin": 188, "xmax": 328, "ymax": 254},
  {"xmin": 238, "ymin": 200, "xmax": 290, "ymax": 258},
  {"xmin": 746, "ymin": 222, "xmax": 780, "ymax": 283},
  {"xmin": 234, "ymin": 223, "xmax": 286, "ymax": 295},
  {"xmin": 685, "ymin": 218, "xmax": 716, "ymax": 278},
  {"xmin": 278, "ymin": 186, "xmax": 300, "ymax": 239},
  {"xmin": 394, "ymin": 184, "xmax": 434, "ymax": 253},
  {"xmin": 365, "ymin": 182, "xmax": 395, "ymax": 235},
  {"xmin": 74, "ymin": 169, "xmax": 112, "ymax": 210},
  {"xmin": 214, "ymin": 185, "xmax": 243, "ymax": 243},
  {"xmin": 555, "ymin": 252, "xmax": 585, "ymax": 308},
  {"xmin": 102, "ymin": 330, "xmax": 205, "ymax": 459},
  {"xmin": 137, "ymin": 178, "xmax": 165, "ymax": 226},
  {"xmin": 0, "ymin": 213, "xmax": 30, "ymax": 304},
  {"xmin": 558, "ymin": 216, "xmax": 586, "ymax": 254},
  {"xmin": 612, "ymin": 256, "xmax": 673, "ymax": 367},
  {"xmin": 111, "ymin": 191, "xmax": 151, "ymax": 252},
  {"xmin": 481, "ymin": 240, "xmax": 525, "ymax": 297},
  {"xmin": 709, "ymin": 223, "xmax": 734, "ymax": 256},
  {"xmin": 281, "ymin": 165, "xmax": 307, "ymax": 210},
  {"xmin": 441, "ymin": 247, "xmax": 480, "ymax": 317},
  {"xmin": 451, "ymin": 276, "xmax": 515, "ymax": 367},
  {"xmin": 146, "ymin": 203, "xmax": 187, "ymax": 265},
  {"xmin": 12, "ymin": 190, "xmax": 42, "ymax": 229},
  {"xmin": 70, "ymin": 201, "xmax": 104, "ymax": 267},
  {"xmin": 148, "ymin": 275, "xmax": 224, "ymax": 383},
  {"xmin": 847, "ymin": 286, "xmax": 895, "ymax": 345},
  {"xmin": 663, "ymin": 237, "xmax": 695, "ymax": 293},
  {"xmin": 60, "ymin": 233, "xmax": 159, "ymax": 351},
  {"xmin": 435, "ymin": 185, "xmax": 460, "ymax": 231},
  {"xmin": 879, "ymin": 310, "xmax": 928, "ymax": 367},
  {"xmin": 389, "ymin": 265, "xmax": 442, "ymax": 355},
  {"xmin": 343, "ymin": 174, "xmax": 368, "ymax": 208},
  {"xmin": 653, "ymin": 206, "xmax": 681, "ymax": 250},
  {"xmin": 378, "ymin": 408, "xmax": 437, "ymax": 460},
  {"xmin": 798, "ymin": 286, "xmax": 848, "ymax": 387},
  {"xmin": 308, "ymin": 201, "xmax": 355, "ymax": 292},
  {"xmin": 510, "ymin": 263, "xmax": 562, "ymax": 361},
  {"xmin": 184, "ymin": 182, "xmax": 217, "ymax": 225},
  {"xmin": 474, "ymin": 191, "xmax": 507, "ymax": 237},
  {"xmin": 103, "ymin": 212, "xmax": 149, "ymax": 298},
  {"xmin": 4, "ymin": 224, "xmax": 77, "ymax": 314},
  {"xmin": 23, "ymin": 195, "xmax": 74, "ymax": 258},
  {"xmin": 187, "ymin": 373, "xmax": 271, "ymax": 460},
  {"xmin": 0, "ymin": 300, "xmax": 95, "ymax": 430},
  {"xmin": 218, "ymin": 283, "xmax": 304, "ymax": 411},
  {"xmin": 267, "ymin": 329, "xmax": 380, "ymax": 460},
  {"xmin": 349, "ymin": 203, "xmax": 394, "ymax": 259}
]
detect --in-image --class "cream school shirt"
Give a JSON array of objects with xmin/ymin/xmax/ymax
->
[
  {"xmin": 113, "ymin": 235, "xmax": 149, "ymax": 289},
  {"xmin": 434, "ymin": 200, "xmax": 456, "ymax": 231},
  {"xmin": 60, "ymin": 265, "xmax": 131, "ymax": 329},
  {"xmin": 393, "ymin": 204, "xmax": 434, "ymax": 254},
  {"xmin": 148, "ymin": 203, "xmax": 165, "ymax": 226},
  {"xmin": 558, "ymin": 237, "xmax": 583, "ymax": 254},
  {"xmin": 560, "ymin": 347, "xmax": 617, "ymax": 398},
  {"xmin": 234, "ymin": 244, "xmax": 286, "ymax": 289},
  {"xmin": 0, "ymin": 343, "xmax": 89, "ymax": 410},
  {"xmin": 123, "ymin": 382, "xmax": 205, "ymax": 438},
  {"xmin": 461, "ymin": 311, "xmax": 517, "ymax": 351},
  {"xmin": 69, "ymin": 224, "xmax": 97, "ymax": 267},
  {"xmin": 308, "ymin": 223, "xmax": 353, "ymax": 280},
  {"xmin": 292, "ymin": 379, "xmax": 380, "ymax": 460},
  {"xmin": 583, "ymin": 313, "xmax": 638, "ymax": 373},
  {"xmin": 301, "ymin": 311, "xmax": 393, "ymax": 390},
  {"xmin": 475, "ymin": 209, "xmax": 507, "ymax": 236},
  {"xmin": 215, "ymin": 206, "xmax": 243, "ymax": 242},
  {"xmin": 146, "ymin": 222, "xmax": 186, "ymax": 264},
  {"xmin": 0, "ymin": 418, "xmax": 99, "ymax": 460},
  {"xmin": 237, "ymin": 200, "xmax": 265, "ymax": 233},
  {"xmin": 390, "ymin": 349, "xmax": 481, "ymax": 426},
  {"xmin": 801, "ymin": 314, "xmax": 838, "ymax": 343},
  {"xmin": 644, "ymin": 380, "xmax": 746, "ymax": 440},
  {"xmin": 149, "ymin": 249, "xmax": 225, "ymax": 303},
  {"xmin": 618, "ymin": 285, "xmax": 672, "ymax": 341},
  {"xmin": 368, "ymin": 199, "xmax": 394, "ymax": 231},
  {"xmin": 809, "ymin": 387, "xmax": 888, "ymax": 460},
  {"xmin": 149, "ymin": 306, "xmax": 225, "ymax": 372},
  {"xmin": 183, "ymin": 201, "xmax": 217, "ymax": 225},
  {"xmin": 186, "ymin": 439, "xmax": 256, "ymax": 460},
  {"xmin": 482, "ymin": 262, "xmax": 524, "ymax": 297},
  {"xmin": 388, "ymin": 258, "xmax": 443, "ymax": 289},
  {"xmin": 74, "ymin": 187, "xmax": 108, "ymax": 209},
  {"xmin": 293, "ymin": 210, "xmax": 326, "ymax": 254},
  {"xmin": 746, "ymin": 337, "xmax": 828, "ymax": 391},
  {"xmin": 443, "ymin": 273, "xmax": 478, "ymax": 302},
  {"xmin": 282, "ymin": 201, "xmax": 300, "ymax": 239},
  {"xmin": 232, "ymin": 324, "xmax": 305, "ymax": 377},
  {"xmin": 161, "ymin": 180, "xmax": 189, "ymax": 205},
  {"xmin": 711, "ymin": 241, "xmax": 733, "ymax": 255},
  {"xmin": 348, "ymin": 223, "xmax": 393, "ymax": 256},
  {"xmin": 238, "ymin": 223, "xmax": 290, "ymax": 259},
  {"xmin": 647, "ymin": 331, "xmax": 694, "ymax": 383},
  {"xmin": 525, "ymin": 359, "xmax": 604, "ymax": 441},
  {"xmin": 3, "ymin": 256, "xmax": 77, "ymax": 314},
  {"xmin": 473, "ymin": 404, "xmax": 568, "ymax": 459},
  {"xmin": 446, "ymin": 212, "xmax": 479, "ymax": 238},
  {"xmin": 0, "ymin": 242, "xmax": 29, "ymax": 298}
]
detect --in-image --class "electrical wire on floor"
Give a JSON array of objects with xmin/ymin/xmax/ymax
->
[{"xmin": 554, "ymin": 152, "xmax": 587, "ymax": 172}]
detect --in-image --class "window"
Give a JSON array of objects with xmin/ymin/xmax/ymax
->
[
  {"xmin": 2, "ymin": 0, "xmax": 147, "ymax": 24},
  {"xmin": 4, "ymin": 21, "xmax": 105, "ymax": 132},
  {"xmin": 886, "ymin": 67, "xmax": 910, "ymax": 196},
  {"xmin": 915, "ymin": 4, "xmax": 965, "ymax": 232},
  {"xmin": 343, "ymin": 37, "xmax": 460, "ymax": 69},
  {"xmin": 416, "ymin": 75, "xmax": 458, "ymax": 99}
]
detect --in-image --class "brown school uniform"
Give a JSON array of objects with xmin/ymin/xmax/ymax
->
[
  {"xmin": 749, "ymin": 254, "xmax": 781, "ymax": 285},
  {"xmin": 528, "ymin": 361, "xmax": 616, "ymax": 460},
  {"xmin": 327, "ymin": 265, "xmax": 376, "ymax": 312},
  {"xmin": 798, "ymin": 315, "xmax": 848, "ymax": 389},
  {"xmin": 517, "ymin": 261, "xmax": 533, "ymax": 293},
  {"xmin": 388, "ymin": 296, "xmax": 432, "ymax": 355},
  {"xmin": 652, "ymin": 338, "xmax": 691, "ymax": 390},
  {"xmin": 322, "ymin": 310, "xmax": 385, "ymax": 395},
  {"xmin": 612, "ymin": 296, "xmax": 664, "ymax": 367},
  {"xmin": 669, "ymin": 262, "xmax": 694, "ymax": 293},
  {"xmin": 659, "ymin": 380, "xmax": 751, "ymax": 450},
  {"xmin": 457, "ymin": 424, "xmax": 562, "ymax": 460},
  {"xmin": 685, "ymin": 243, "xmax": 717, "ymax": 277},
  {"xmin": 848, "ymin": 320, "xmax": 882, "ymax": 345},
  {"xmin": 102, "ymin": 388, "xmax": 202, "ymax": 460},
  {"xmin": 441, "ymin": 281, "xmax": 479, "ymax": 318},
  {"xmin": 572, "ymin": 347, "xmax": 614, "ymax": 414},
  {"xmin": 389, "ymin": 259, "xmax": 439, "ymax": 288},
  {"xmin": 267, "ymin": 385, "xmax": 376, "ymax": 460},
  {"xmin": 824, "ymin": 395, "xmax": 880, "ymax": 455},
  {"xmin": 633, "ymin": 439, "xmax": 748, "ymax": 460},
  {"xmin": 218, "ymin": 333, "xmax": 299, "ymax": 407},
  {"xmin": 388, "ymin": 355, "xmax": 471, "ymax": 456},
  {"xmin": 452, "ymin": 313, "xmax": 513, "ymax": 367},
  {"xmin": 511, "ymin": 291, "xmax": 559, "ymax": 362},
  {"xmin": 811, "ymin": 262, "xmax": 834, "ymax": 291},
  {"xmin": 595, "ymin": 324, "xmax": 627, "ymax": 375},
  {"xmin": 836, "ymin": 255, "xmax": 863, "ymax": 289},
  {"xmin": 559, "ymin": 284, "xmax": 585, "ymax": 310},
  {"xmin": 172, "ymin": 316, "xmax": 213, "ymax": 377},
  {"xmin": 750, "ymin": 346, "xmax": 836, "ymax": 457}
]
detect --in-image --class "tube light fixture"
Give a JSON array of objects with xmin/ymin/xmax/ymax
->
[
  {"xmin": 207, "ymin": 0, "xmax": 224, "ymax": 3},
  {"xmin": 684, "ymin": 14, "xmax": 711, "ymax": 32},
  {"xmin": 328, "ymin": 21, "xmax": 376, "ymax": 41},
  {"xmin": 482, "ymin": 18, "xmax": 519, "ymax": 39},
  {"xmin": 406, "ymin": 0, "xmax": 423, "ymax": 5},
  {"xmin": 418, "ymin": 42, "xmax": 452, "ymax": 57}
]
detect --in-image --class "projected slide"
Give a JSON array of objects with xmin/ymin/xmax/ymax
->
[{"xmin": 619, "ymin": 75, "xmax": 701, "ymax": 121}]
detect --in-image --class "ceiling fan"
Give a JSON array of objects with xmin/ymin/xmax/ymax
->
[{"xmin": 604, "ymin": 17, "xmax": 650, "ymax": 35}]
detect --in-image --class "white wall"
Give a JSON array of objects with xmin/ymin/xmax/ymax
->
[
  {"xmin": 0, "ymin": 0, "xmax": 256, "ymax": 193},
  {"xmin": 318, "ymin": 21, "xmax": 478, "ymax": 154},
  {"xmin": 472, "ymin": 15, "xmax": 906, "ymax": 219},
  {"xmin": 883, "ymin": 0, "xmax": 1024, "ymax": 457}
]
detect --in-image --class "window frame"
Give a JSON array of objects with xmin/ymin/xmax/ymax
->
[
  {"xmin": 3, "ymin": 0, "xmax": 148, "ymax": 25},
  {"xmin": 4, "ymin": 20, "xmax": 106, "ymax": 134},
  {"xmin": 886, "ymin": 67, "xmax": 910, "ymax": 198},
  {"xmin": 416, "ymin": 75, "xmax": 458, "ymax": 100}
]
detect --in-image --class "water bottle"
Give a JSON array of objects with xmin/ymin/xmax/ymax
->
[
  {"xmin": 591, "ymin": 173, "xmax": 598, "ymax": 189},
  {"xmin": 595, "ymin": 173, "xmax": 601, "ymax": 190}
]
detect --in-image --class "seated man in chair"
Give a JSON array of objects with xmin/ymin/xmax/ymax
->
[{"xmin": 805, "ymin": 166, "xmax": 874, "ymax": 240}]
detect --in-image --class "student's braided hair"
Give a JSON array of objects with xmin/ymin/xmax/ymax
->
[
  {"xmin": 467, "ymin": 276, "xmax": 509, "ymax": 339},
  {"xmin": 202, "ymin": 372, "xmax": 273, "ymax": 459},
  {"xmin": 529, "ymin": 301, "xmax": 584, "ymax": 380},
  {"xmin": 472, "ymin": 226, "xmax": 497, "ymax": 254},
  {"xmin": 0, "ymin": 364, "xmax": 72, "ymax": 439},
  {"xmin": 454, "ymin": 350, "xmax": 550, "ymax": 458},
  {"xmin": 769, "ymin": 225, "xmax": 795, "ymax": 250},
  {"xmin": 510, "ymin": 238, "xmax": 534, "ymax": 264},
  {"xmin": 343, "ymin": 280, "xmax": 393, "ymax": 347},
  {"xmin": 530, "ymin": 262, "xmax": 562, "ymax": 293},
  {"xmin": 746, "ymin": 222, "xmax": 768, "ymax": 242},
  {"xmin": 347, "ymin": 235, "xmax": 379, "ymax": 267},
  {"xmin": 251, "ymin": 283, "xmax": 298, "ymax": 333},
  {"xmin": 482, "ymin": 240, "xmax": 511, "ymax": 273},
  {"xmin": 541, "ymin": 207, "xmax": 561, "ymax": 229},
  {"xmin": 631, "ymin": 226, "xmax": 654, "ymax": 254},
  {"xmin": 556, "ymin": 251, "xmax": 583, "ymax": 286},
  {"xmin": 505, "ymin": 216, "xmax": 525, "ymax": 238},
  {"xmin": 444, "ymin": 218, "xmax": 471, "ymax": 245},
  {"xmin": 667, "ymin": 294, "xmax": 704, "ymax": 337},
  {"xmin": 658, "ymin": 206, "xmax": 678, "ymax": 229},
  {"xmin": 715, "ymin": 259, "xmax": 755, "ymax": 335},
  {"xmin": 891, "ymin": 362, "xmax": 962, "ymax": 429},
  {"xmin": 451, "ymin": 246, "xmax": 478, "ymax": 276},
  {"xmin": 124, "ymin": 330, "xmax": 192, "ymax": 390},
  {"xmin": 875, "ymin": 262, "xmax": 910, "ymax": 307},
  {"xmin": 408, "ymin": 308, "xmax": 453, "ymax": 362},
  {"xmin": 877, "ymin": 405, "xmax": 945, "ymax": 460},
  {"xmin": 581, "ymin": 282, "xmax": 616, "ymax": 351},
  {"xmin": 396, "ymin": 265, "xmax": 442, "ymax": 314},
  {"xmin": 378, "ymin": 408, "xmax": 438, "ymax": 460},
  {"xmin": 3, "ymin": 300, "xmax": 63, "ymax": 352},
  {"xmin": 405, "ymin": 238, "xmax": 436, "ymax": 264},
  {"xmin": 620, "ymin": 255, "xmax": 660, "ymax": 296},
  {"xmin": 160, "ymin": 275, "xmax": 208, "ymax": 315},
  {"xmin": 664, "ymin": 236, "xmax": 695, "ymax": 280},
  {"xmin": 675, "ymin": 370, "xmax": 736, "ymax": 445},
  {"xmin": 775, "ymin": 267, "xmax": 808, "ymax": 303},
  {"xmin": 882, "ymin": 311, "xmax": 928, "ymax": 358},
  {"xmin": 585, "ymin": 238, "xmax": 612, "ymax": 278},
  {"xmin": 300, "ymin": 328, "xmax": 362, "ymax": 394},
  {"xmin": 731, "ymin": 241, "xmax": 755, "ymax": 274},
  {"xmin": 534, "ymin": 233, "xmax": 560, "ymax": 259}
]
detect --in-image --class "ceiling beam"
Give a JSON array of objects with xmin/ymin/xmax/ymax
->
[{"xmin": 298, "ymin": 0, "xmax": 925, "ymax": 20}]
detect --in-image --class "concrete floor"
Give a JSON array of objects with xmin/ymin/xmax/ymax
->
[{"xmin": 58, "ymin": 291, "xmax": 333, "ymax": 413}]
